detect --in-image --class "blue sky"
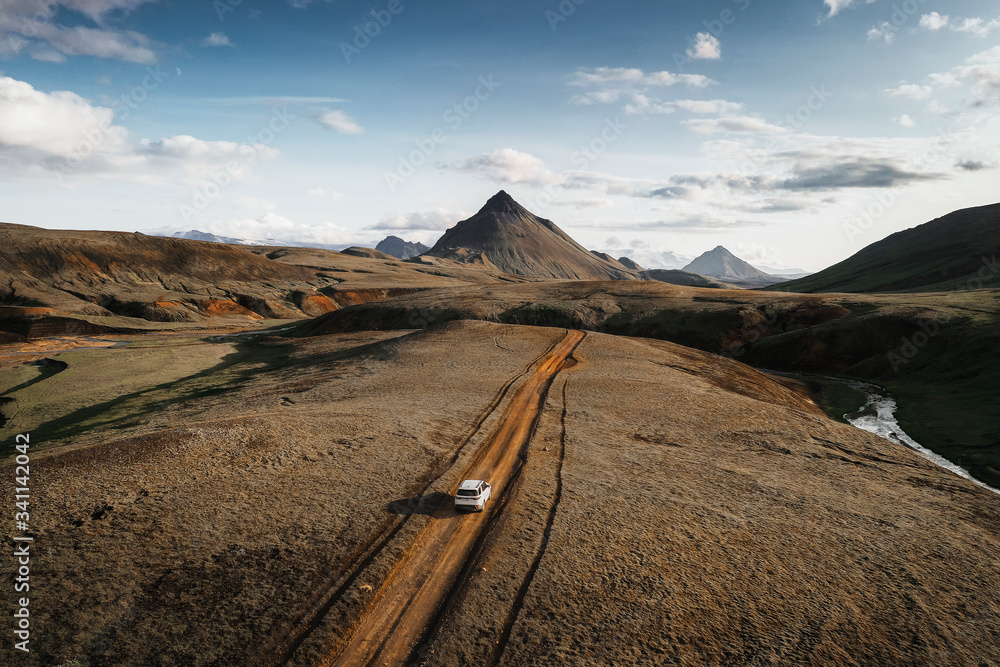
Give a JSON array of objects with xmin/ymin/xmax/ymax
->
[{"xmin": 1, "ymin": 0, "xmax": 998, "ymax": 270}]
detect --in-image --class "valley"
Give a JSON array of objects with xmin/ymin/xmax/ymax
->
[
  {"xmin": 2, "ymin": 321, "xmax": 999, "ymax": 666},
  {"xmin": 1, "ymin": 193, "xmax": 998, "ymax": 666}
]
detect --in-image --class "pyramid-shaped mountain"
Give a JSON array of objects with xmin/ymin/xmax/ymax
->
[
  {"xmin": 424, "ymin": 191, "xmax": 640, "ymax": 280},
  {"xmin": 682, "ymin": 246, "xmax": 784, "ymax": 288}
]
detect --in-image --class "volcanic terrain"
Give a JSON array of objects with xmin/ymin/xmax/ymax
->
[{"xmin": 1, "ymin": 194, "xmax": 999, "ymax": 667}]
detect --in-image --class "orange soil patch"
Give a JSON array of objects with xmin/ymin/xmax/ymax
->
[{"xmin": 199, "ymin": 299, "xmax": 263, "ymax": 319}]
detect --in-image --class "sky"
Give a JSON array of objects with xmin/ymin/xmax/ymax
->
[{"xmin": 0, "ymin": 0, "xmax": 998, "ymax": 271}]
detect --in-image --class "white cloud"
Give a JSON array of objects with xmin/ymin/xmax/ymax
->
[
  {"xmin": 898, "ymin": 114, "xmax": 917, "ymax": 127},
  {"xmin": 866, "ymin": 22, "xmax": 896, "ymax": 44},
  {"xmin": 917, "ymin": 13, "xmax": 1000, "ymax": 37},
  {"xmin": 0, "ymin": 0, "xmax": 158, "ymax": 63},
  {"xmin": 202, "ymin": 32, "xmax": 233, "ymax": 48},
  {"xmin": 317, "ymin": 110, "xmax": 364, "ymax": 135},
  {"xmin": 824, "ymin": 0, "xmax": 875, "ymax": 18},
  {"xmin": 443, "ymin": 148, "xmax": 560, "ymax": 186},
  {"xmin": 672, "ymin": 99, "xmax": 742, "ymax": 114},
  {"xmin": 883, "ymin": 83, "xmax": 933, "ymax": 100},
  {"xmin": 569, "ymin": 89, "xmax": 630, "ymax": 106},
  {"xmin": 927, "ymin": 72, "xmax": 960, "ymax": 88},
  {"xmin": 370, "ymin": 209, "xmax": 466, "ymax": 232},
  {"xmin": 959, "ymin": 46, "xmax": 1000, "ymax": 101},
  {"xmin": 0, "ymin": 75, "xmax": 126, "ymax": 154},
  {"xmin": 686, "ymin": 33, "xmax": 721, "ymax": 60},
  {"xmin": 568, "ymin": 67, "xmax": 717, "ymax": 115},
  {"xmin": 682, "ymin": 116, "xmax": 787, "ymax": 135},
  {"xmin": 307, "ymin": 187, "xmax": 343, "ymax": 199},
  {"xmin": 626, "ymin": 98, "xmax": 743, "ymax": 115},
  {"xmin": 0, "ymin": 76, "xmax": 279, "ymax": 184},
  {"xmin": 919, "ymin": 12, "xmax": 949, "ymax": 31},
  {"xmin": 570, "ymin": 67, "xmax": 714, "ymax": 89}
]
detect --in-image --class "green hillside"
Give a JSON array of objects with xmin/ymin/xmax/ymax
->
[{"xmin": 770, "ymin": 203, "xmax": 1000, "ymax": 293}]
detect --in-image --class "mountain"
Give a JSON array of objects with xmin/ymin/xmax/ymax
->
[
  {"xmin": 682, "ymin": 246, "xmax": 786, "ymax": 288},
  {"xmin": 616, "ymin": 256, "xmax": 645, "ymax": 271},
  {"xmin": 170, "ymin": 229, "xmax": 270, "ymax": 246},
  {"xmin": 424, "ymin": 191, "xmax": 641, "ymax": 280},
  {"xmin": 376, "ymin": 235, "xmax": 429, "ymax": 260},
  {"xmin": 769, "ymin": 203, "xmax": 1000, "ymax": 293}
]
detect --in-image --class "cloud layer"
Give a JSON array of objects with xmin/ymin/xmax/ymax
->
[{"xmin": 0, "ymin": 0, "xmax": 158, "ymax": 63}]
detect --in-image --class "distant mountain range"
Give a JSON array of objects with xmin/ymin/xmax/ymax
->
[
  {"xmin": 166, "ymin": 230, "xmax": 350, "ymax": 251},
  {"xmin": 164, "ymin": 203, "xmax": 809, "ymax": 289},
  {"xmin": 772, "ymin": 203, "xmax": 1000, "ymax": 293},
  {"xmin": 597, "ymin": 246, "xmax": 691, "ymax": 271}
]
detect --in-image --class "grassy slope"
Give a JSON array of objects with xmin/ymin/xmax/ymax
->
[
  {"xmin": 768, "ymin": 203, "xmax": 1000, "ymax": 293},
  {"xmin": 729, "ymin": 296, "xmax": 1000, "ymax": 487}
]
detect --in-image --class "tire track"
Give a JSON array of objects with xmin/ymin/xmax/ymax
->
[
  {"xmin": 250, "ymin": 331, "xmax": 564, "ymax": 667},
  {"xmin": 323, "ymin": 330, "xmax": 584, "ymax": 667},
  {"xmin": 485, "ymin": 374, "xmax": 572, "ymax": 667},
  {"xmin": 403, "ymin": 435, "xmax": 530, "ymax": 666}
]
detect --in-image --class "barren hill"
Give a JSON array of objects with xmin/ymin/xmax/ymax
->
[
  {"xmin": 0, "ymin": 224, "xmax": 525, "ymax": 339},
  {"xmin": 772, "ymin": 202, "xmax": 1000, "ymax": 293},
  {"xmin": 425, "ymin": 191, "xmax": 641, "ymax": 280}
]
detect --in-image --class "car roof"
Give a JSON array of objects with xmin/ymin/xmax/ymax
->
[{"xmin": 459, "ymin": 479, "xmax": 484, "ymax": 489}]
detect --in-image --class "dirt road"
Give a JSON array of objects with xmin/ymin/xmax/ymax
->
[{"xmin": 324, "ymin": 329, "xmax": 585, "ymax": 667}]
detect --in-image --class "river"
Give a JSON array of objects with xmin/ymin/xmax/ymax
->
[{"xmin": 840, "ymin": 378, "xmax": 1000, "ymax": 496}]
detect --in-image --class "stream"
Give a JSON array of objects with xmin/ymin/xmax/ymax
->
[{"xmin": 837, "ymin": 378, "xmax": 999, "ymax": 496}]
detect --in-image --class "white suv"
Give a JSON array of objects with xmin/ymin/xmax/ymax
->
[{"xmin": 455, "ymin": 479, "xmax": 492, "ymax": 512}]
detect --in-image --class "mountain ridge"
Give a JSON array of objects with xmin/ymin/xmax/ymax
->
[{"xmin": 770, "ymin": 203, "xmax": 1000, "ymax": 293}]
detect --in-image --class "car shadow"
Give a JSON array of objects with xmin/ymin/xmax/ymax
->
[{"xmin": 386, "ymin": 491, "xmax": 450, "ymax": 517}]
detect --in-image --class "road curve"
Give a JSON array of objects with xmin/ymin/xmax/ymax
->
[{"xmin": 323, "ymin": 329, "xmax": 585, "ymax": 667}]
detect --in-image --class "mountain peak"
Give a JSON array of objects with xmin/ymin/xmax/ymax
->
[
  {"xmin": 683, "ymin": 246, "xmax": 782, "ymax": 287},
  {"xmin": 479, "ymin": 190, "xmax": 524, "ymax": 215},
  {"xmin": 424, "ymin": 192, "xmax": 642, "ymax": 281}
]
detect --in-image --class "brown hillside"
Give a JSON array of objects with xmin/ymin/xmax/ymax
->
[{"xmin": 1, "ymin": 321, "xmax": 997, "ymax": 666}]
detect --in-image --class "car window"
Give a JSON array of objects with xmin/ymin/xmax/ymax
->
[{"xmin": 457, "ymin": 489, "xmax": 479, "ymax": 497}]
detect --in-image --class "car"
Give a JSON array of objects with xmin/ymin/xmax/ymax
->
[{"xmin": 455, "ymin": 479, "xmax": 492, "ymax": 512}]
